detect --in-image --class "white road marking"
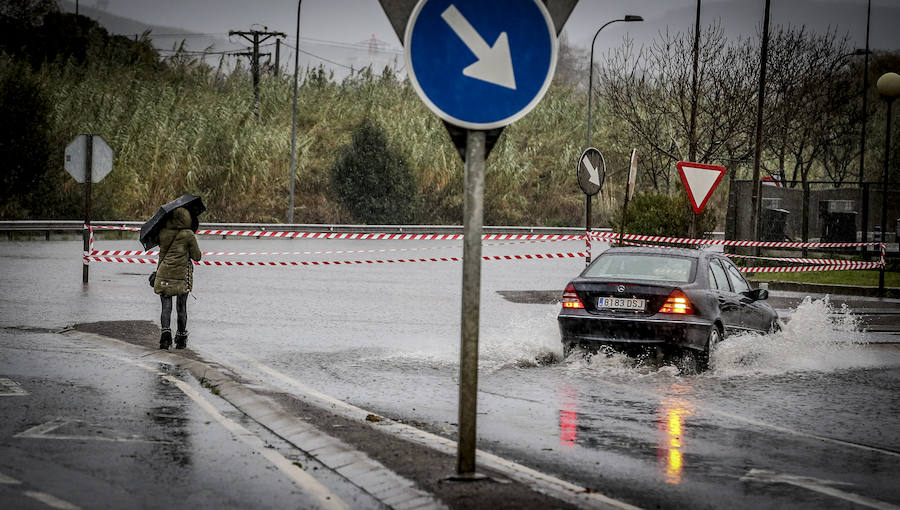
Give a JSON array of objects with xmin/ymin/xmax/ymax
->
[
  {"xmin": 225, "ymin": 352, "xmax": 642, "ymax": 510},
  {"xmin": 0, "ymin": 471, "xmax": 22, "ymax": 484},
  {"xmin": 161, "ymin": 375, "xmax": 349, "ymax": 510},
  {"xmin": 0, "ymin": 377, "xmax": 29, "ymax": 396},
  {"xmin": 14, "ymin": 418, "xmax": 171, "ymax": 444},
  {"xmin": 24, "ymin": 490, "xmax": 81, "ymax": 510},
  {"xmin": 742, "ymin": 469, "xmax": 900, "ymax": 510},
  {"xmin": 589, "ymin": 377, "xmax": 900, "ymax": 459},
  {"xmin": 704, "ymin": 406, "xmax": 900, "ymax": 458},
  {"xmin": 54, "ymin": 332, "xmax": 349, "ymax": 509}
]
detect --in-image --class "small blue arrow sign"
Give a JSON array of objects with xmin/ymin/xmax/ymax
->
[{"xmin": 404, "ymin": 0, "xmax": 557, "ymax": 130}]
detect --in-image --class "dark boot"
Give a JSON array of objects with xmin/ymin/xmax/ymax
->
[
  {"xmin": 174, "ymin": 331, "xmax": 188, "ymax": 349},
  {"xmin": 159, "ymin": 329, "xmax": 172, "ymax": 350}
]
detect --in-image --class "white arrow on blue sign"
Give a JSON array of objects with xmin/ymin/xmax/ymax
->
[{"xmin": 404, "ymin": 0, "xmax": 558, "ymax": 130}]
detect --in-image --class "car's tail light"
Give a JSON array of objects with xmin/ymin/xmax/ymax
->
[
  {"xmin": 659, "ymin": 289, "xmax": 694, "ymax": 314},
  {"xmin": 562, "ymin": 284, "xmax": 584, "ymax": 309}
]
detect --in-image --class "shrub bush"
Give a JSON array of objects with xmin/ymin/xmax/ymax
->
[{"xmin": 610, "ymin": 192, "xmax": 716, "ymax": 239}]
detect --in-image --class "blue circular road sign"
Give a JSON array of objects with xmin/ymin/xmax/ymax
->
[{"xmin": 404, "ymin": 0, "xmax": 558, "ymax": 130}]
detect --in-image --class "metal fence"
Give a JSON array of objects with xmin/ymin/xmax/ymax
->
[{"xmin": 726, "ymin": 180, "xmax": 900, "ymax": 254}]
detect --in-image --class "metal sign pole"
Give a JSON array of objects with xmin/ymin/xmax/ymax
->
[
  {"xmin": 457, "ymin": 129, "xmax": 485, "ymax": 476},
  {"xmin": 82, "ymin": 135, "xmax": 93, "ymax": 284},
  {"xmin": 585, "ymin": 195, "xmax": 591, "ymax": 264},
  {"xmin": 620, "ymin": 196, "xmax": 630, "ymax": 246},
  {"xmin": 879, "ymin": 98, "xmax": 892, "ymax": 296}
]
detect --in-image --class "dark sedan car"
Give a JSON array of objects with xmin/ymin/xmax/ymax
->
[{"xmin": 557, "ymin": 247, "xmax": 778, "ymax": 369}]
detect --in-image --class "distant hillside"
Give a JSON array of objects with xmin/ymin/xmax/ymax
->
[
  {"xmin": 54, "ymin": 1, "xmax": 400, "ymax": 78},
  {"xmin": 57, "ymin": 0, "xmax": 237, "ymax": 58}
]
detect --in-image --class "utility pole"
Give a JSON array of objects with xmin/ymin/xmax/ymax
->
[
  {"xmin": 688, "ymin": 0, "xmax": 701, "ymax": 240},
  {"xmin": 275, "ymin": 39, "xmax": 281, "ymax": 76},
  {"xmin": 229, "ymin": 28, "xmax": 286, "ymax": 119}
]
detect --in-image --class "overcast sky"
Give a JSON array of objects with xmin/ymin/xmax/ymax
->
[
  {"xmin": 76, "ymin": 0, "xmax": 899, "ymax": 49},
  {"xmin": 60, "ymin": 0, "xmax": 899, "ymax": 80}
]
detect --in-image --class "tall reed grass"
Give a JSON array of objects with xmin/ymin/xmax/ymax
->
[{"xmin": 24, "ymin": 55, "xmax": 726, "ymax": 227}]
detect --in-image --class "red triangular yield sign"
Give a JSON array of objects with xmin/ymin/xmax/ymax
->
[{"xmin": 676, "ymin": 161, "xmax": 727, "ymax": 214}]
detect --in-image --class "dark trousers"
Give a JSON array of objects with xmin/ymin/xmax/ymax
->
[{"xmin": 160, "ymin": 293, "xmax": 188, "ymax": 333}]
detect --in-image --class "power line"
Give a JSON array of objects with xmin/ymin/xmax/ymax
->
[
  {"xmin": 156, "ymin": 48, "xmax": 242, "ymax": 56},
  {"xmin": 115, "ymin": 32, "xmax": 401, "ymax": 54},
  {"xmin": 280, "ymin": 41, "xmax": 354, "ymax": 70}
]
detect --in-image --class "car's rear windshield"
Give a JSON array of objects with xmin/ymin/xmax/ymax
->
[{"xmin": 583, "ymin": 254, "xmax": 696, "ymax": 282}]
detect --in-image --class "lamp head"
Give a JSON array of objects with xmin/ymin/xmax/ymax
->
[
  {"xmin": 876, "ymin": 72, "xmax": 900, "ymax": 100},
  {"xmin": 624, "ymin": 15, "xmax": 644, "ymax": 22}
]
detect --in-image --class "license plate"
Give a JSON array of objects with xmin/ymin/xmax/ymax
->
[{"xmin": 598, "ymin": 297, "xmax": 646, "ymax": 311}]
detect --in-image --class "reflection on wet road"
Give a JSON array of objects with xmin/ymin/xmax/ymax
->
[
  {"xmin": 3, "ymin": 238, "xmax": 900, "ymax": 509},
  {"xmin": 658, "ymin": 388, "xmax": 693, "ymax": 485}
]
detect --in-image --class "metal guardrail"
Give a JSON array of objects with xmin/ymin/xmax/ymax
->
[
  {"xmin": 0, "ymin": 221, "xmax": 728, "ymax": 239},
  {"xmin": 0, "ymin": 220, "xmax": 602, "ymax": 237}
]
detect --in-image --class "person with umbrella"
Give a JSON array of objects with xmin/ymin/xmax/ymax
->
[{"xmin": 142, "ymin": 195, "xmax": 204, "ymax": 349}]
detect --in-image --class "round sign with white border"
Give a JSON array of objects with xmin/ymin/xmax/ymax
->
[
  {"xmin": 404, "ymin": 0, "xmax": 558, "ymax": 130},
  {"xmin": 576, "ymin": 147, "xmax": 605, "ymax": 196}
]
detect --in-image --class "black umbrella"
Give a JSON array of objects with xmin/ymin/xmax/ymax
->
[{"xmin": 140, "ymin": 194, "xmax": 206, "ymax": 250}]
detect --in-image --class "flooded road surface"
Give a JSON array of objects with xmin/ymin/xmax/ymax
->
[{"xmin": 2, "ymin": 238, "xmax": 899, "ymax": 509}]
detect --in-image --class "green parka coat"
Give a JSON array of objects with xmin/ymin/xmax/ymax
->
[{"xmin": 153, "ymin": 207, "xmax": 201, "ymax": 297}]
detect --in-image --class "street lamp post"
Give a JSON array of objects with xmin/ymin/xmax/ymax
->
[
  {"xmin": 750, "ymin": 0, "xmax": 772, "ymax": 247},
  {"xmin": 876, "ymin": 72, "xmax": 900, "ymax": 295},
  {"xmin": 859, "ymin": 0, "xmax": 872, "ymax": 256},
  {"xmin": 585, "ymin": 15, "xmax": 642, "ymax": 260},
  {"xmin": 288, "ymin": 0, "xmax": 302, "ymax": 224}
]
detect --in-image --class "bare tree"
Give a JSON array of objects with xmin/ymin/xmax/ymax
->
[
  {"xmin": 762, "ymin": 26, "xmax": 856, "ymax": 187},
  {"xmin": 597, "ymin": 23, "xmax": 758, "ymax": 192}
]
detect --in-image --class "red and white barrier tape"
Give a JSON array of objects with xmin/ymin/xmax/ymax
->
[
  {"xmin": 83, "ymin": 225, "xmax": 887, "ymax": 272},
  {"xmin": 84, "ymin": 251, "xmax": 588, "ymax": 266},
  {"xmin": 90, "ymin": 225, "xmax": 140, "ymax": 232},
  {"xmin": 590, "ymin": 230, "xmax": 880, "ymax": 249},
  {"xmin": 87, "ymin": 224, "xmax": 583, "ymax": 242},
  {"xmin": 616, "ymin": 238, "xmax": 884, "ymax": 270},
  {"xmin": 81, "ymin": 225, "xmax": 95, "ymax": 266},
  {"xmin": 91, "ymin": 245, "xmax": 463, "ymax": 257},
  {"xmin": 88, "ymin": 239, "xmax": 568, "ymax": 258},
  {"xmin": 724, "ymin": 253, "xmax": 870, "ymax": 265},
  {"xmin": 741, "ymin": 262, "xmax": 883, "ymax": 273}
]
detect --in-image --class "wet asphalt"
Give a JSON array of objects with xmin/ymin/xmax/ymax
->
[
  {"xmin": 2, "ymin": 237, "xmax": 900, "ymax": 509},
  {"xmin": 0, "ymin": 329, "xmax": 382, "ymax": 509}
]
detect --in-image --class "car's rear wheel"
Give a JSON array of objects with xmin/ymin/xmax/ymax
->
[{"xmin": 696, "ymin": 325, "xmax": 721, "ymax": 372}]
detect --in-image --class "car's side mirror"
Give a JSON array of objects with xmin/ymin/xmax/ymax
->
[{"xmin": 745, "ymin": 288, "xmax": 769, "ymax": 301}]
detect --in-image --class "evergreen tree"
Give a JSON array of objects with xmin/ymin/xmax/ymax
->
[
  {"xmin": 329, "ymin": 118, "xmax": 419, "ymax": 224},
  {"xmin": 0, "ymin": 61, "xmax": 52, "ymax": 217}
]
